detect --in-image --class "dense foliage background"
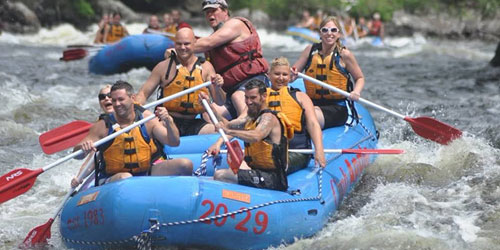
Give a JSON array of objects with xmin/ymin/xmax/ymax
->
[{"xmin": 225, "ymin": 0, "xmax": 500, "ymax": 20}]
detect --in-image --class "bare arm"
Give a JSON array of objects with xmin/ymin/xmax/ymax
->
[
  {"xmin": 73, "ymin": 120, "xmax": 107, "ymax": 159},
  {"xmin": 291, "ymin": 45, "xmax": 313, "ymax": 81},
  {"xmin": 202, "ymin": 62, "xmax": 226, "ymax": 105},
  {"xmin": 224, "ymin": 113, "xmax": 275, "ymax": 143},
  {"xmin": 136, "ymin": 60, "xmax": 170, "ymax": 105},
  {"xmin": 342, "ymin": 49, "xmax": 365, "ymax": 100},
  {"xmin": 123, "ymin": 26, "xmax": 129, "ymax": 36},
  {"xmin": 71, "ymin": 153, "xmax": 96, "ymax": 188},
  {"xmin": 151, "ymin": 108, "xmax": 180, "ymax": 146},
  {"xmin": 298, "ymin": 92, "xmax": 326, "ymax": 167},
  {"xmin": 194, "ymin": 19, "xmax": 242, "ymax": 53},
  {"xmin": 102, "ymin": 25, "xmax": 110, "ymax": 43}
]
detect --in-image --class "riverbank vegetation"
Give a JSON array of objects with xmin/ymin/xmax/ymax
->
[{"xmin": 227, "ymin": 0, "xmax": 500, "ymax": 20}]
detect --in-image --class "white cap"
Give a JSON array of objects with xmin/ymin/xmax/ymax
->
[{"xmin": 202, "ymin": 0, "xmax": 228, "ymax": 10}]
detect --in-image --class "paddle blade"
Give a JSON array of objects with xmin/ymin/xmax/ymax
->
[
  {"xmin": 60, "ymin": 48, "xmax": 88, "ymax": 61},
  {"xmin": 341, "ymin": 149, "xmax": 404, "ymax": 154},
  {"xmin": 405, "ymin": 116, "xmax": 462, "ymax": 145},
  {"xmin": 226, "ymin": 140, "xmax": 244, "ymax": 174},
  {"xmin": 39, "ymin": 120, "xmax": 92, "ymax": 154},
  {"xmin": 0, "ymin": 168, "xmax": 42, "ymax": 203},
  {"xmin": 22, "ymin": 218, "xmax": 53, "ymax": 247}
]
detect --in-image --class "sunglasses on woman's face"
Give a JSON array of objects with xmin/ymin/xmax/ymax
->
[
  {"xmin": 320, "ymin": 27, "xmax": 339, "ymax": 34},
  {"xmin": 98, "ymin": 93, "xmax": 111, "ymax": 101}
]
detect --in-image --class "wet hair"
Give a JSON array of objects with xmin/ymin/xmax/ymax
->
[
  {"xmin": 244, "ymin": 79, "xmax": 267, "ymax": 95},
  {"xmin": 270, "ymin": 56, "xmax": 290, "ymax": 71},
  {"xmin": 111, "ymin": 80, "xmax": 134, "ymax": 96},
  {"xmin": 320, "ymin": 16, "xmax": 343, "ymax": 52}
]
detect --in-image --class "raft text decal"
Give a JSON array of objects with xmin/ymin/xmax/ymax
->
[
  {"xmin": 199, "ymin": 199, "xmax": 268, "ymax": 234},
  {"xmin": 66, "ymin": 208, "xmax": 105, "ymax": 230},
  {"xmin": 329, "ymin": 147, "xmax": 370, "ymax": 205}
]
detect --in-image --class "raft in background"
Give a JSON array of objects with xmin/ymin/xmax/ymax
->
[
  {"xmin": 88, "ymin": 34, "xmax": 174, "ymax": 75},
  {"xmin": 286, "ymin": 26, "xmax": 320, "ymax": 43},
  {"xmin": 60, "ymin": 79, "xmax": 379, "ymax": 249}
]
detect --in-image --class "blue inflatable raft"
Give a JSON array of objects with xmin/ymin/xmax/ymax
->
[
  {"xmin": 286, "ymin": 26, "xmax": 320, "ymax": 43},
  {"xmin": 88, "ymin": 34, "xmax": 174, "ymax": 75},
  {"xmin": 60, "ymin": 80, "xmax": 379, "ymax": 249}
]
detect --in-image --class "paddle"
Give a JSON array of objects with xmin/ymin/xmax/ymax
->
[
  {"xmin": 60, "ymin": 47, "xmax": 101, "ymax": 61},
  {"xmin": 201, "ymin": 99, "xmax": 244, "ymax": 174},
  {"xmin": 21, "ymin": 154, "xmax": 95, "ymax": 247},
  {"xmin": 298, "ymin": 73, "xmax": 462, "ymax": 145},
  {"xmin": 220, "ymin": 148, "xmax": 404, "ymax": 154},
  {"xmin": 39, "ymin": 120, "xmax": 92, "ymax": 154},
  {"xmin": 67, "ymin": 44, "xmax": 106, "ymax": 48},
  {"xmin": 0, "ymin": 81, "xmax": 212, "ymax": 204}
]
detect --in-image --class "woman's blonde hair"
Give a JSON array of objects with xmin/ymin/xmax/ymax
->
[
  {"xmin": 319, "ymin": 16, "xmax": 343, "ymax": 52},
  {"xmin": 99, "ymin": 84, "xmax": 112, "ymax": 94},
  {"xmin": 270, "ymin": 56, "xmax": 290, "ymax": 72}
]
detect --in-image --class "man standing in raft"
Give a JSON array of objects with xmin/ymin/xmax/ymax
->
[
  {"xmin": 168, "ymin": 0, "xmax": 269, "ymax": 120},
  {"xmin": 203, "ymin": 79, "xmax": 293, "ymax": 191},
  {"xmin": 136, "ymin": 28, "xmax": 225, "ymax": 136},
  {"xmin": 74, "ymin": 81, "xmax": 193, "ymax": 185}
]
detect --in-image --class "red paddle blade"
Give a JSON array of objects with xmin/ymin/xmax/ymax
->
[
  {"xmin": 341, "ymin": 149, "xmax": 404, "ymax": 154},
  {"xmin": 0, "ymin": 168, "xmax": 43, "ymax": 203},
  {"xmin": 60, "ymin": 48, "xmax": 88, "ymax": 61},
  {"xmin": 39, "ymin": 120, "xmax": 92, "ymax": 154},
  {"xmin": 22, "ymin": 218, "xmax": 54, "ymax": 247},
  {"xmin": 226, "ymin": 140, "xmax": 244, "ymax": 174},
  {"xmin": 405, "ymin": 116, "xmax": 462, "ymax": 145}
]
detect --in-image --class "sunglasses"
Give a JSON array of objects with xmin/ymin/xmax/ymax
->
[
  {"xmin": 320, "ymin": 27, "xmax": 339, "ymax": 34},
  {"xmin": 98, "ymin": 93, "xmax": 111, "ymax": 100}
]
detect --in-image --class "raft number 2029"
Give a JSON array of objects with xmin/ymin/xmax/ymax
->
[{"xmin": 199, "ymin": 199, "xmax": 268, "ymax": 234}]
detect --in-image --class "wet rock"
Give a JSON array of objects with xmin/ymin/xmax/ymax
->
[
  {"xmin": 391, "ymin": 10, "xmax": 500, "ymax": 41},
  {"xmin": 96, "ymin": 0, "xmax": 140, "ymax": 22},
  {"xmin": 0, "ymin": 1, "xmax": 41, "ymax": 33}
]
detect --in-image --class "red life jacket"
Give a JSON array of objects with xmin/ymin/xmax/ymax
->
[
  {"xmin": 370, "ymin": 20, "xmax": 382, "ymax": 36},
  {"xmin": 207, "ymin": 17, "xmax": 268, "ymax": 93}
]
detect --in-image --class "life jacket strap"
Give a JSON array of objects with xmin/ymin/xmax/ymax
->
[{"xmin": 268, "ymin": 101, "xmax": 281, "ymax": 107}]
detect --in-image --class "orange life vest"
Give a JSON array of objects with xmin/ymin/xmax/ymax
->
[
  {"xmin": 105, "ymin": 24, "xmax": 126, "ymax": 43},
  {"xmin": 304, "ymin": 44, "xmax": 352, "ymax": 101},
  {"xmin": 160, "ymin": 56, "xmax": 208, "ymax": 114},
  {"xmin": 98, "ymin": 105, "xmax": 160, "ymax": 175},
  {"xmin": 243, "ymin": 110, "xmax": 293, "ymax": 171},
  {"xmin": 266, "ymin": 87, "xmax": 304, "ymax": 133}
]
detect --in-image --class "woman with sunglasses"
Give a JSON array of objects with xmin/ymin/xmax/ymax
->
[
  {"xmin": 292, "ymin": 16, "xmax": 365, "ymax": 129},
  {"xmin": 70, "ymin": 85, "xmax": 114, "ymax": 188}
]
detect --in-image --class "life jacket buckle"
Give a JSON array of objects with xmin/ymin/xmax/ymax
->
[
  {"xmin": 268, "ymin": 101, "xmax": 281, "ymax": 107},
  {"xmin": 180, "ymin": 102, "xmax": 194, "ymax": 108},
  {"xmin": 316, "ymin": 75, "xmax": 327, "ymax": 81}
]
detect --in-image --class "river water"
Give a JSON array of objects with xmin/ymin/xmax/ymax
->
[{"xmin": 0, "ymin": 23, "xmax": 499, "ymax": 250}]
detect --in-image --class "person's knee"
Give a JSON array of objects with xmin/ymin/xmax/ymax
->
[
  {"xmin": 180, "ymin": 158, "xmax": 193, "ymax": 174},
  {"xmin": 110, "ymin": 172, "xmax": 132, "ymax": 182},
  {"xmin": 213, "ymin": 170, "xmax": 226, "ymax": 181}
]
